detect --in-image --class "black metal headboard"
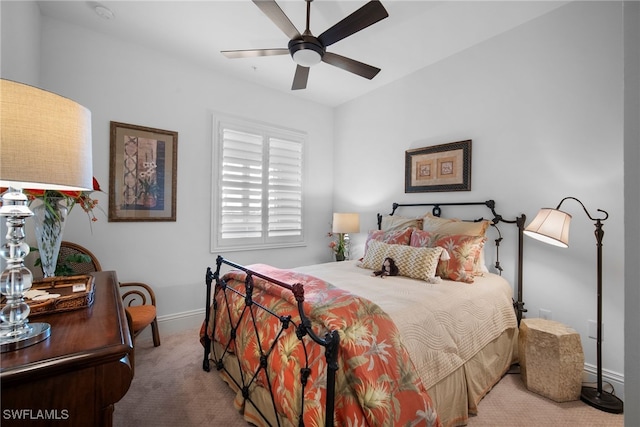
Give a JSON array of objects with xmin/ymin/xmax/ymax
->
[{"xmin": 377, "ymin": 200, "xmax": 527, "ymax": 325}]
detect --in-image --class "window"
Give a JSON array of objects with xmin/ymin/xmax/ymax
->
[{"xmin": 211, "ymin": 115, "xmax": 305, "ymax": 252}]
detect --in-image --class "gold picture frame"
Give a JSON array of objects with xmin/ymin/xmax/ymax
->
[
  {"xmin": 109, "ymin": 121, "xmax": 178, "ymax": 222},
  {"xmin": 405, "ymin": 140, "xmax": 472, "ymax": 193}
]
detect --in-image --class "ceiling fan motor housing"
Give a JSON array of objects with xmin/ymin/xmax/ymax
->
[{"xmin": 288, "ymin": 35, "xmax": 325, "ymax": 67}]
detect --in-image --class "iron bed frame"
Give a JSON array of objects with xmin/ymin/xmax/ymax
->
[{"xmin": 202, "ymin": 199, "xmax": 526, "ymax": 427}]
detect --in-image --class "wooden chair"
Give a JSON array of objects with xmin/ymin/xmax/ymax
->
[{"xmin": 57, "ymin": 241, "xmax": 161, "ymax": 347}]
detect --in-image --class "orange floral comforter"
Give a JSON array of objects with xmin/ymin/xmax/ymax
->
[{"xmin": 203, "ymin": 264, "xmax": 441, "ymax": 427}]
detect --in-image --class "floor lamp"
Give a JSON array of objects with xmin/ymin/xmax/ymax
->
[
  {"xmin": 523, "ymin": 196, "xmax": 623, "ymax": 414},
  {"xmin": 0, "ymin": 79, "xmax": 93, "ymax": 352}
]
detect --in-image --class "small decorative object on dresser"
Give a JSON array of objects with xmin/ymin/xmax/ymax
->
[{"xmin": 519, "ymin": 318, "xmax": 584, "ymax": 402}]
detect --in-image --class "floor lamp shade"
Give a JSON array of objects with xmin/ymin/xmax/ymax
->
[
  {"xmin": 0, "ymin": 79, "xmax": 93, "ymax": 353},
  {"xmin": 523, "ymin": 208, "xmax": 571, "ymax": 248},
  {"xmin": 524, "ymin": 197, "xmax": 623, "ymax": 414},
  {"xmin": 0, "ymin": 79, "xmax": 93, "ymax": 191}
]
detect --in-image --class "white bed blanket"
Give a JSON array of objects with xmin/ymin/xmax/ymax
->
[{"xmin": 294, "ymin": 260, "xmax": 517, "ymax": 388}]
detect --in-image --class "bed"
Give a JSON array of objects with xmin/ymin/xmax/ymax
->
[{"xmin": 201, "ymin": 200, "xmax": 526, "ymax": 427}]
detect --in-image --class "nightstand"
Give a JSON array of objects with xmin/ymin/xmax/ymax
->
[
  {"xmin": 518, "ymin": 318, "xmax": 584, "ymax": 402},
  {"xmin": 0, "ymin": 271, "xmax": 134, "ymax": 426}
]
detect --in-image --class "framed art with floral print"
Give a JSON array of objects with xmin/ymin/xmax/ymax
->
[
  {"xmin": 405, "ymin": 140, "xmax": 472, "ymax": 193},
  {"xmin": 109, "ymin": 121, "xmax": 177, "ymax": 222}
]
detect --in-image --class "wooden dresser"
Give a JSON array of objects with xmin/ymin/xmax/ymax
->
[{"xmin": 1, "ymin": 271, "xmax": 134, "ymax": 427}]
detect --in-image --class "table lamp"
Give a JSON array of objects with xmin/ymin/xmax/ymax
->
[
  {"xmin": 524, "ymin": 196, "xmax": 623, "ymax": 414},
  {"xmin": 332, "ymin": 213, "xmax": 360, "ymax": 260},
  {"xmin": 0, "ymin": 79, "xmax": 93, "ymax": 352}
]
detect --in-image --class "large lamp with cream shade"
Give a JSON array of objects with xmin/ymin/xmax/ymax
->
[
  {"xmin": 0, "ymin": 79, "xmax": 93, "ymax": 352},
  {"xmin": 524, "ymin": 196, "xmax": 623, "ymax": 414}
]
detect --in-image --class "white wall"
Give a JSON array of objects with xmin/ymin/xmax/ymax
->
[
  {"xmin": 1, "ymin": 4, "xmax": 335, "ymax": 319},
  {"xmin": 0, "ymin": 1, "xmax": 40, "ymax": 85},
  {"xmin": 334, "ymin": 1, "xmax": 626, "ymax": 398},
  {"xmin": 624, "ymin": 1, "xmax": 640, "ymax": 424}
]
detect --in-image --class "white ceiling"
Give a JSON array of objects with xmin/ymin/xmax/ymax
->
[{"xmin": 36, "ymin": 1, "xmax": 569, "ymax": 107}]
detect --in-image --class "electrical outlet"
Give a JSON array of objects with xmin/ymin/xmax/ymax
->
[
  {"xmin": 539, "ymin": 309, "xmax": 552, "ymax": 320},
  {"xmin": 588, "ymin": 320, "xmax": 603, "ymax": 340}
]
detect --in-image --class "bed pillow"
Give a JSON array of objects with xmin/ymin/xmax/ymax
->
[
  {"xmin": 432, "ymin": 234, "xmax": 486, "ymax": 283},
  {"xmin": 361, "ymin": 240, "xmax": 444, "ymax": 281},
  {"xmin": 421, "ymin": 213, "xmax": 491, "ymax": 273},
  {"xmin": 364, "ymin": 227, "xmax": 413, "ymax": 255},
  {"xmin": 379, "ymin": 215, "xmax": 423, "ymax": 232},
  {"xmin": 410, "ymin": 230, "xmax": 486, "ymax": 283},
  {"xmin": 422, "ymin": 212, "xmax": 490, "ymax": 236}
]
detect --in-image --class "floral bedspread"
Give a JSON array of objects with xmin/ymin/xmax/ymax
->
[{"xmin": 203, "ymin": 264, "xmax": 441, "ymax": 427}]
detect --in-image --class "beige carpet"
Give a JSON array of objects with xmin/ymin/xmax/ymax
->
[{"xmin": 114, "ymin": 328, "xmax": 624, "ymax": 427}]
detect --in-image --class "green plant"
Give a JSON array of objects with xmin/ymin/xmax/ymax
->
[
  {"xmin": 327, "ymin": 231, "xmax": 346, "ymax": 259},
  {"xmin": 32, "ymin": 247, "xmax": 92, "ymax": 277}
]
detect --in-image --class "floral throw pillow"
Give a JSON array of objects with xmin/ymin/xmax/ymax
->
[
  {"xmin": 364, "ymin": 227, "xmax": 413, "ymax": 255},
  {"xmin": 410, "ymin": 230, "xmax": 486, "ymax": 283},
  {"xmin": 421, "ymin": 213, "xmax": 491, "ymax": 273}
]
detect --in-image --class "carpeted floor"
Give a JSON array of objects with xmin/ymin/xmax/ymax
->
[{"xmin": 114, "ymin": 328, "xmax": 624, "ymax": 427}]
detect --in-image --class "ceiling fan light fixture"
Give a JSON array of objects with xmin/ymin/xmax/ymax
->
[
  {"xmin": 292, "ymin": 49, "xmax": 322, "ymax": 67},
  {"xmin": 289, "ymin": 38, "xmax": 324, "ymax": 67}
]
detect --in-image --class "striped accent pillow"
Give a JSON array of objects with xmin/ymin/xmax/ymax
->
[{"xmin": 361, "ymin": 240, "xmax": 444, "ymax": 281}]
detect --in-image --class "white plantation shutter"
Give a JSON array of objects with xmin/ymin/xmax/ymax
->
[
  {"xmin": 268, "ymin": 138, "xmax": 302, "ymax": 238},
  {"xmin": 212, "ymin": 116, "xmax": 305, "ymax": 251},
  {"xmin": 220, "ymin": 129, "xmax": 263, "ymax": 239}
]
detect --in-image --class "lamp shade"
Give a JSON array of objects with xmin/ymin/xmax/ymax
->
[
  {"xmin": 523, "ymin": 208, "xmax": 572, "ymax": 248},
  {"xmin": 0, "ymin": 79, "xmax": 93, "ymax": 191},
  {"xmin": 332, "ymin": 213, "xmax": 360, "ymax": 234}
]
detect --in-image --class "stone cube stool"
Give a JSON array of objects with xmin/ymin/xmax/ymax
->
[{"xmin": 518, "ymin": 318, "xmax": 584, "ymax": 402}]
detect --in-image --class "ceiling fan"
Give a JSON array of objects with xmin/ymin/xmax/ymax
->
[{"xmin": 222, "ymin": 0, "xmax": 389, "ymax": 90}]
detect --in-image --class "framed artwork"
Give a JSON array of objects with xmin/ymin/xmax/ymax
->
[
  {"xmin": 405, "ymin": 140, "xmax": 472, "ymax": 193},
  {"xmin": 109, "ymin": 121, "xmax": 178, "ymax": 222}
]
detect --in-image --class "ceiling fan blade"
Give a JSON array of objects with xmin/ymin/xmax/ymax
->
[
  {"xmin": 318, "ymin": 0, "xmax": 389, "ymax": 47},
  {"xmin": 322, "ymin": 52, "xmax": 380, "ymax": 80},
  {"xmin": 221, "ymin": 48, "xmax": 289, "ymax": 59},
  {"xmin": 253, "ymin": 0, "xmax": 301, "ymax": 40},
  {"xmin": 291, "ymin": 65, "xmax": 310, "ymax": 90}
]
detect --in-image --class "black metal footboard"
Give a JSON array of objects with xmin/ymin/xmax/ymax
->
[{"xmin": 202, "ymin": 255, "xmax": 339, "ymax": 427}]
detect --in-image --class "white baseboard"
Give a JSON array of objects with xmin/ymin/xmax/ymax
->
[
  {"xmin": 583, "ymin": 363, "xmax": 625, "ymax": 402},
  {"xmin": 134, "ymin": 308, "xmax": 205, "ymax": 342}
]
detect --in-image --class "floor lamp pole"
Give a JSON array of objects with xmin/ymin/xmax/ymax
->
[
  {"xmin": 524, "ymin": 197, "xmax": 623, "ymax": 413},
  {"xmin": 580, "ymin": 218, "xmax": 623, "ymax": 413}
]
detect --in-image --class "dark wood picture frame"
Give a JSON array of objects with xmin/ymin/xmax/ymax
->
[
  {"xmin": 405, "ymin": 140, "xmax": 472, "ymax": 193},
  {"xmin": 109, "ymin": 121, "xmax": 177, "ymax": 222}
]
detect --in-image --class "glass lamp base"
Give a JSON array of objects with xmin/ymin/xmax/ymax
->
[
  {"xmin": 0, "ymin": 322, "xmax": 51, "ymax": 353},
  {"xmin": 580, "ymin": 385, "xmax": 624, "ymax": 414}
]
